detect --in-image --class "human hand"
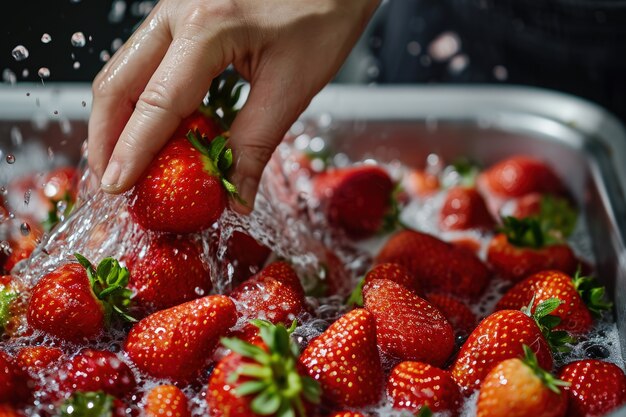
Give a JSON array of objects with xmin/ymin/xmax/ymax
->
[{"xmin": 88, "ymin": 0, "xmax": 379, "ymax": 213}]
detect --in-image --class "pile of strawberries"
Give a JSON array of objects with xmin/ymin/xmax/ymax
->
[{"xmin": 0, "ymin": 76, "xmax": 625, "ymax": 417}]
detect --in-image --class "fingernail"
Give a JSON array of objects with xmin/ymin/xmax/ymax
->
[
  {"xmin": 235, "ymin": 176, "xmax": 258, "ymax": 214},
  {"xmin": 101, "ymin": 160, "xmax": 122, "ymax": 193}
]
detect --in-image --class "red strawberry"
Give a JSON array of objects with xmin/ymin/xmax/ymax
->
[
  {"xmin": 558, "ymin": 359, "xmax": 626, "ymax": 417},
  {"xmin": 439, "ymin": 187, "xmax": 494, "ymax": 231},
  {"xmin": 387, "ymin": 361, "xmax": 462, "ymax": 415},
  {"xmin": 223, "ymin": 231, "xmax": 271, "ymax": 286},
  {"xmin": 329, "ymin": 413, "xmax": 369, "ymax": 417},
  {"xmin": 506, "ymin": 195, "xmax": 578, "ymax": 242},
  {"xmin": 347, "ymin": 262, "xmax": 420, "ymax": 308},
  {"xmin": 15, "ymin": 346, "xmax": 63, "ymax": 374},
  {"xmin": 451, "ymin": 299, "xmax": 568, "ymax": 393},
  {"xmin": 144, "ymin": 385, "xmax": 191, "ymax": 417},
  {"xmin": 299, "ymin": 309, "xmax": 384, "ymax": 408},
  {"xmin": 128, "ymin": 76, "xmax": 243, "ymax": 234},
  {"xmin": 208, "ymin": 321, "xmax": 320, "ymax": 417},
  {"xmin": 479, "ymin": 156, "xmax": 565, "ymax": 199},
  {"xmin": 487, "ymin": 217, "xmax": 579, "ymax": 282},
  {"xmin": 0, "ymin": 404, "xmax": 23, "ymax": 417},
  {"xmin": 476, "ymin": 346, "xmax": 568, "ymax": 417},
  {"xmin": 128, "ymin": 130, "xmax": 237, "ymax": 234},
  {"xmin": 230, "ymin": 262, "xmax": 306, "ymax": 339},
  {"xmin": 363, "ymin": 279, "xmax": 454, "ymax": 366},
  {"xmin": 56, "ymin": 349, "xmax": 136, "ymax": 399},
  {"xmin": 426, "ymin": 293, "xmax": 477, "ymax": 337},
  {"xmin": 57, "ymin": 391, "xmax": 127, "ymax": 417},
  {"xmin": 313, "ymin": 165, "xmax": 395, "ymax": 238},
  {"xmin": 0, "ymin": 352, "xmax": 29, "ymax": 404},
  {"xmin": 27, "ymin": 254, "xmax": 134, "ymax": 343},
  {"xmin": 124, "ymin": 295, "xmax": 237, "ymax": 384},
  {"xmin": 125, "ymin": 234, "xmax": 212, "ymax": 314},
  {"xmin": 376, "ymin": 230, "xmax": 490, "ymax": 298},
  {"xmin": 495, "ymin": 270, "xmax": 611, "ymax": 334}
]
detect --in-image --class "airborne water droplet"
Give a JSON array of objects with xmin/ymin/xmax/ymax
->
[
  {"xmin": 81, "ymin": 101, "xmax": 86, "ymax": 107},
  {"xmin": 38, "ymin": 67, "xmax": 51, "ymax": 79},
  {"xmin": 24, "ymin": 190, "xmax": 31, "ymax": 206},
  {"xmin": 99, "ymin": 50, "xmax": 111, "ymax": 62},
  {"xmin": 41, "ymin": 33, "xmax": 52, "ymax": 44},
  {"xmin": 73, "ymin": 61, "xmax": 81, "ymax": 69},
  {"xmin": 71, "ymin": 32, "xmax": 86, "ymax": 47},
  {"xmin": 20, "ymin": 222, "xmax": 31, "ymax": 236},
  {"xmin": 11, "ymin": 45, "xmax": 29, "ymax": 61},
  {"xmin": 2, "ymin": 69, "xmax": 17, "ymax": 84},
  {"xmin": 5, "ymin": 154, "xmax": 15, "ymax": 164}
]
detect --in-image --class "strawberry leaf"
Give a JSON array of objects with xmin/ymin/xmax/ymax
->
[
  {"xmin": 0, "ymin": 288, "xmax": 17, "ymax": 332},
  {"xmin": 200, "ymin": 72, "xmax": 243, "ymax": 130},
  {"xmin": 500, "ymin": 216, "xmax": 545, "ymax": 248},
  {"xmin": 572, "ymin": 270, "xmax": 613, "ymax": 317},
  {"xmin": 529, "ymin": 298, "xmax": 576, "ymax": 352},
  {"xmin": 521, "ymin": 345, "xmax": 570, "ymax": 393},
  {"xmin": 59, "ymin": 391, "xmax": 116, "ymax": 417},
  {"xmin": 186, "ymin": 129, "xmax": 211, "ymax": 156},
  {"xmin": 534, "ymin": 298, "xmax": 562, "ymax": 319},
  {"xmin": 537, "ymin": 195, "xmax": 577, "ymax": 242},
  {"xmin": 235, "ymin": 380, "xmax": 268, "ymax": 396},
  {"xmin": 346, "ymin": 277, "xmax": 365, "ymax": 308},
  {"xmin": 251, "ymin": 388, "xmax": 281, "ymax": 415},
  {"xmin": 417, "ymin": 406, "xmax": 433, "ymax": 417},
  {"xmin": 209, "ymin": 135, "xmax": 228, "ymax": 165}
]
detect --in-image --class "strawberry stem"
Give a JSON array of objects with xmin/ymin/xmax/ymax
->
[
  {"xmin": 572, "ymin": 269, "xmax": 613, "ymax": 317},
  {"xmin": 74, "ymin": 253, "xmax": 135, "ymax": 324},
  {"xmin": 199, "ymin": 72, "xmax": 243, "ymax": 131},
  {"xmin": 220, "ymin": 320, "xmax": 321, "ymax": 417},
  {"xmin": 59, "ymin": 391, "xmax": 117, "ymax": 417},
  {"xmin": 521, "ymin": 345, "xmax": 570, "ymax": 394}
]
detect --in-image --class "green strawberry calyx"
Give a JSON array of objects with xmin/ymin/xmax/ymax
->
[
  {"xmin": 0, "ymin": 287, "xmax": 17, "ymax": 333},
  {"xmin": 535, "ymin": 195, "xmax": 577, "ymax": 241},
  {"xmin": 220, "ymin": 320, "xmax": 321, "ymax": 417},
  {"xmin": 346, "ymin": 276, "xmax": 366, "ymax": 308},
  {"xmin": 186, "ymin": 129, "xmax": 242, "ymax": 203},
  {"xmin": 417, "ymin": 405, "xmax": 433, "ymax": 417},
  {"xmin": 500, "ymin": 216, "xmax": 548, "ymax": 248},
  {"xmin": 199, "ymin": 72, "xmax": 244, "ymax": 131},
  {"xmin": 74, "ymin": 253, "xmax": 135, "ymax": 324},
  {"xmin": 522, "ymin": 297, "xmax": 575, "ymax": 353},
  {"xmin": 59, "ymin": 391, "xmax": 118, "ymax": 417},
  {"xmin": 441, "ymin": 157, "xmax": 481, "ymax": 189},
  {"xmin": 521, "ymin": 345, "xmax": 570, "ymax": 394},
  {"xmin": 572, "ymin": 268, "xmax": 613, "ymax": 317}
]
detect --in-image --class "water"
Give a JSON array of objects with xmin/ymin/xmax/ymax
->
[
  {"xmin": 37, "ymin": 67, "xmax": 51, "ymax": 79},
  {"xmin": 11, "ymin": 45, "xmax": 29, "ymax": 61},
  {"xmin": 1, "ymin": 119, "xmax": 623, "ymax": 417},
  {"xmin": 70, "ymin": 32, "xmax": 86, "ymax": 47},
  {"xmin": 41, "ymin": 33, "xmax": 52, "ymax": 44}
]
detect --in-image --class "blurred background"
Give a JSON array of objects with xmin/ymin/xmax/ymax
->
[{"xmin": 1, "ymin": 0, "xmax": 625, "ymax": 121}]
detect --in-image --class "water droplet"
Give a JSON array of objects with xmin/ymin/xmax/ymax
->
[
  {"xmin": 0, "ymin": 241, "xmax": 11, "ymax": 255},
  {"xmin": 73, "ymin": 61, "xmax": 81, "ymax": 69},
  {"xmin": 448, "ymin": 54, "xmax": 469, "ymax": 74},
  {"xmin": 20, "ymin": 222, "xmax": 31, "ymax": 236},
  {"xmin": 406, "ymin": 41, "xmax": 421, "ymax": 56},
  {"xmin": 108, "ymin": 0, "xmax": 127, "ymax": 23},
  {"xmin": 420, "ymin": 55, "xmax": 432, "ymax": 67},
  {"xmin": 5, "ymin": 154, "xmax": 15, "ymax": 164},
  {"xmin": 99, "ymin": 50, "xmax": 111, "ymax": 62},
  {"xmin": 24, "ymin": 189, "xmax": 31, "ymax": 206},
  {"xmin": 111, "ymin": 38, "xmax": 123, "ymax": 52},
  {"xmin": 493, "ymin": 65, "xmax": 508, "ymax": 81},
  {"xmin": 428, "ymin": 31, "xmax": 461, "ymax": 62},
  {"xmin": 71, "ymin": 32, "xmax": 86, "ymax": 47},
  {"xmin": 11, "ymin": 45, "xmax": 29, "ymax": 61},
  {"xmin": 0, "ymin": 187, "xmax": 6, "ymax": 196},
  {"xmin": 366, "ymin": 65, "xmax": 380, "ymax": 78},
  {"xmin": 2, "ymin": 69, "xmax": 16, "ymax": 84},
  {"xmin": 56, "ymin": 200, "xmax": 68, "ymax": 215},
  {"xmin": 41, "ymin": 33, "xmax": 52, "ymax": 44},
  {"xmin": 38, "ymin": 67, "xmax": 51, "ymax": 79},
  {"xmin": 26, "ymin": 92, "xmax": 30, "ymax": 96},
  {"xmin": 21, "ymin": 69, "xmax": 29, "ymax": 78},
  {"xmin": 81, "ymin": 101, "xmax": 86, "ymax": 107},
  {"xmin": 194, "ymin": 287, "xmax": 205, "ymax": 296},
  {"xmin": 53, "ymin": 110, "xmax": 59, "ymax": 115}
]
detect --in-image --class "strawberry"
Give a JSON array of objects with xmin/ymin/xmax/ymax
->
[
  {"xmin": 15, "ymin": 346, "xmax": 63, "ymax": 374},
  {"xmin": 426, "ymin": 293, "xmax": 477, "ymax": 337},
  {"xmin": 376, "ymin": 230, "xmax": 490, "ymax": 298},
  {"xmin": 451, "ymin": 298, "xmax": 572, "ymax": 393},
  {"xmin": 0, "ymin": 352, "xmax": 29, "ymax": 404},
  {"xmin": 128, "ymin": 77, "xmax": 242, "ymax": 234},
  {"xmin": 479, "ymin": 156, "xmax": 565, "ymax": 199},
  {"xmin": 57, "ymin": 391, "xmax": 127, "ymax": 417},
  {"xmin": 223, "ymin": 231, "xmax": 271, "ymax": 286},
  {"xmin": 208, "ymin": 321, "xmax": 321, "ymax": 417},
  {"xmin": 387, "ymin": 361, "xmax": 462, "ymax": 415},
  {"xmin": 329, "ymin": 413, "xmax": 368, "ymax": 417},
  {"xmin": 495, "ymin": 270, "xmax": 611, "ymax": 334},
  {"xmin": 347, "ymin": 262, "xmax": 421, "ymax": 307},
  {"xmin": 125, "ymin": 234, "xmax": 212, "ymax": 314},
  {"xmin": 439, "ymin": 187, "xmax": 494, "ymax": 231},
  {"xmin": 558, "ymin": 359, "xmax": 626, "ymax": 417},
  {"xmin": 144, "ymin": 385, "xmax": 191, "ymax": 417},
  {"xmin": 299, "ymin": 309, "xmax": 384, "ymax": 408},
  {"xmin": 40, "ymin": 167, "xmax": 77, "ymax": 232},
  {"xmin": 313, "ymin": 165, "xmax": 395, "ymax": 238},
  {"xmin": 124, "ymin": 294, "xmax": 237, "ymax": 384},
  {"xmin": 230, "ymin": 262, "xmax": 306, "ymax": 339},
  {"xmin": 55, "ymin": 349, "xmax": 136, "ymax": 400},
  {"xmin": 476, "ymin": 345, "xmax": 568, "ymax": 417},
  {"xmin": 487, "ymin": 217, "xmax": 579, "ymax": 282},
  {"xmin": 507, "ymin": 195, "xmax": 578, "ymax": 242},
  {"xmin": 27, "ymin": 254, "xmax": 134, "ymax": 343},
  {"xmin": 362, "ymin": 279, "xmax": 454, "ymax": 366},
  {"xmin": 0, "ymin": 404, "xmax": 23, "ymax": 417}
]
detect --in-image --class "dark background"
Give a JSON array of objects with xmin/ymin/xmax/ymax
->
[{"xmin": 2, "ymin": 0, "xmax": 625, "ymax": 121}]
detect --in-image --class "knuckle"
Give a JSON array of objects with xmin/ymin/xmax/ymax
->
[
  {"xmin": 136, "ymin": 82, "xmax": 174, "ymax": 117},
  {"xmin": 238, "ymin": 142, "xmax": 276, "ymax": 175}
]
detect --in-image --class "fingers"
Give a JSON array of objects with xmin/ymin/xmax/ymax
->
[
  {"xmin": 100, "ymin": 22, "xmax": 231, "ymax": 194},
  {"xmin": 88, "ymin": 5, "xmax": 171, "ymax": 180},
  {"xmin": 228, "ymin": 68, "xmax": 313, "ymax": 213}
]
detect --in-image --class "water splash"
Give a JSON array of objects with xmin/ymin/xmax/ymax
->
[
  {"xmin": 11, "ymin": 45, "xmax": 29, "ymax": 61},
  {"xmin": 70, "ymin": 32, "xmax": 86, "ymax": 47},
  {"xmin": 41, "ymin": 33, "xmax": 52, "ymax": 44}
]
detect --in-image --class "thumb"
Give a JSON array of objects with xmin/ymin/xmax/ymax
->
[{"xmin": 228, "ymin": 72, "xmax": 313, "ymax": 213}]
